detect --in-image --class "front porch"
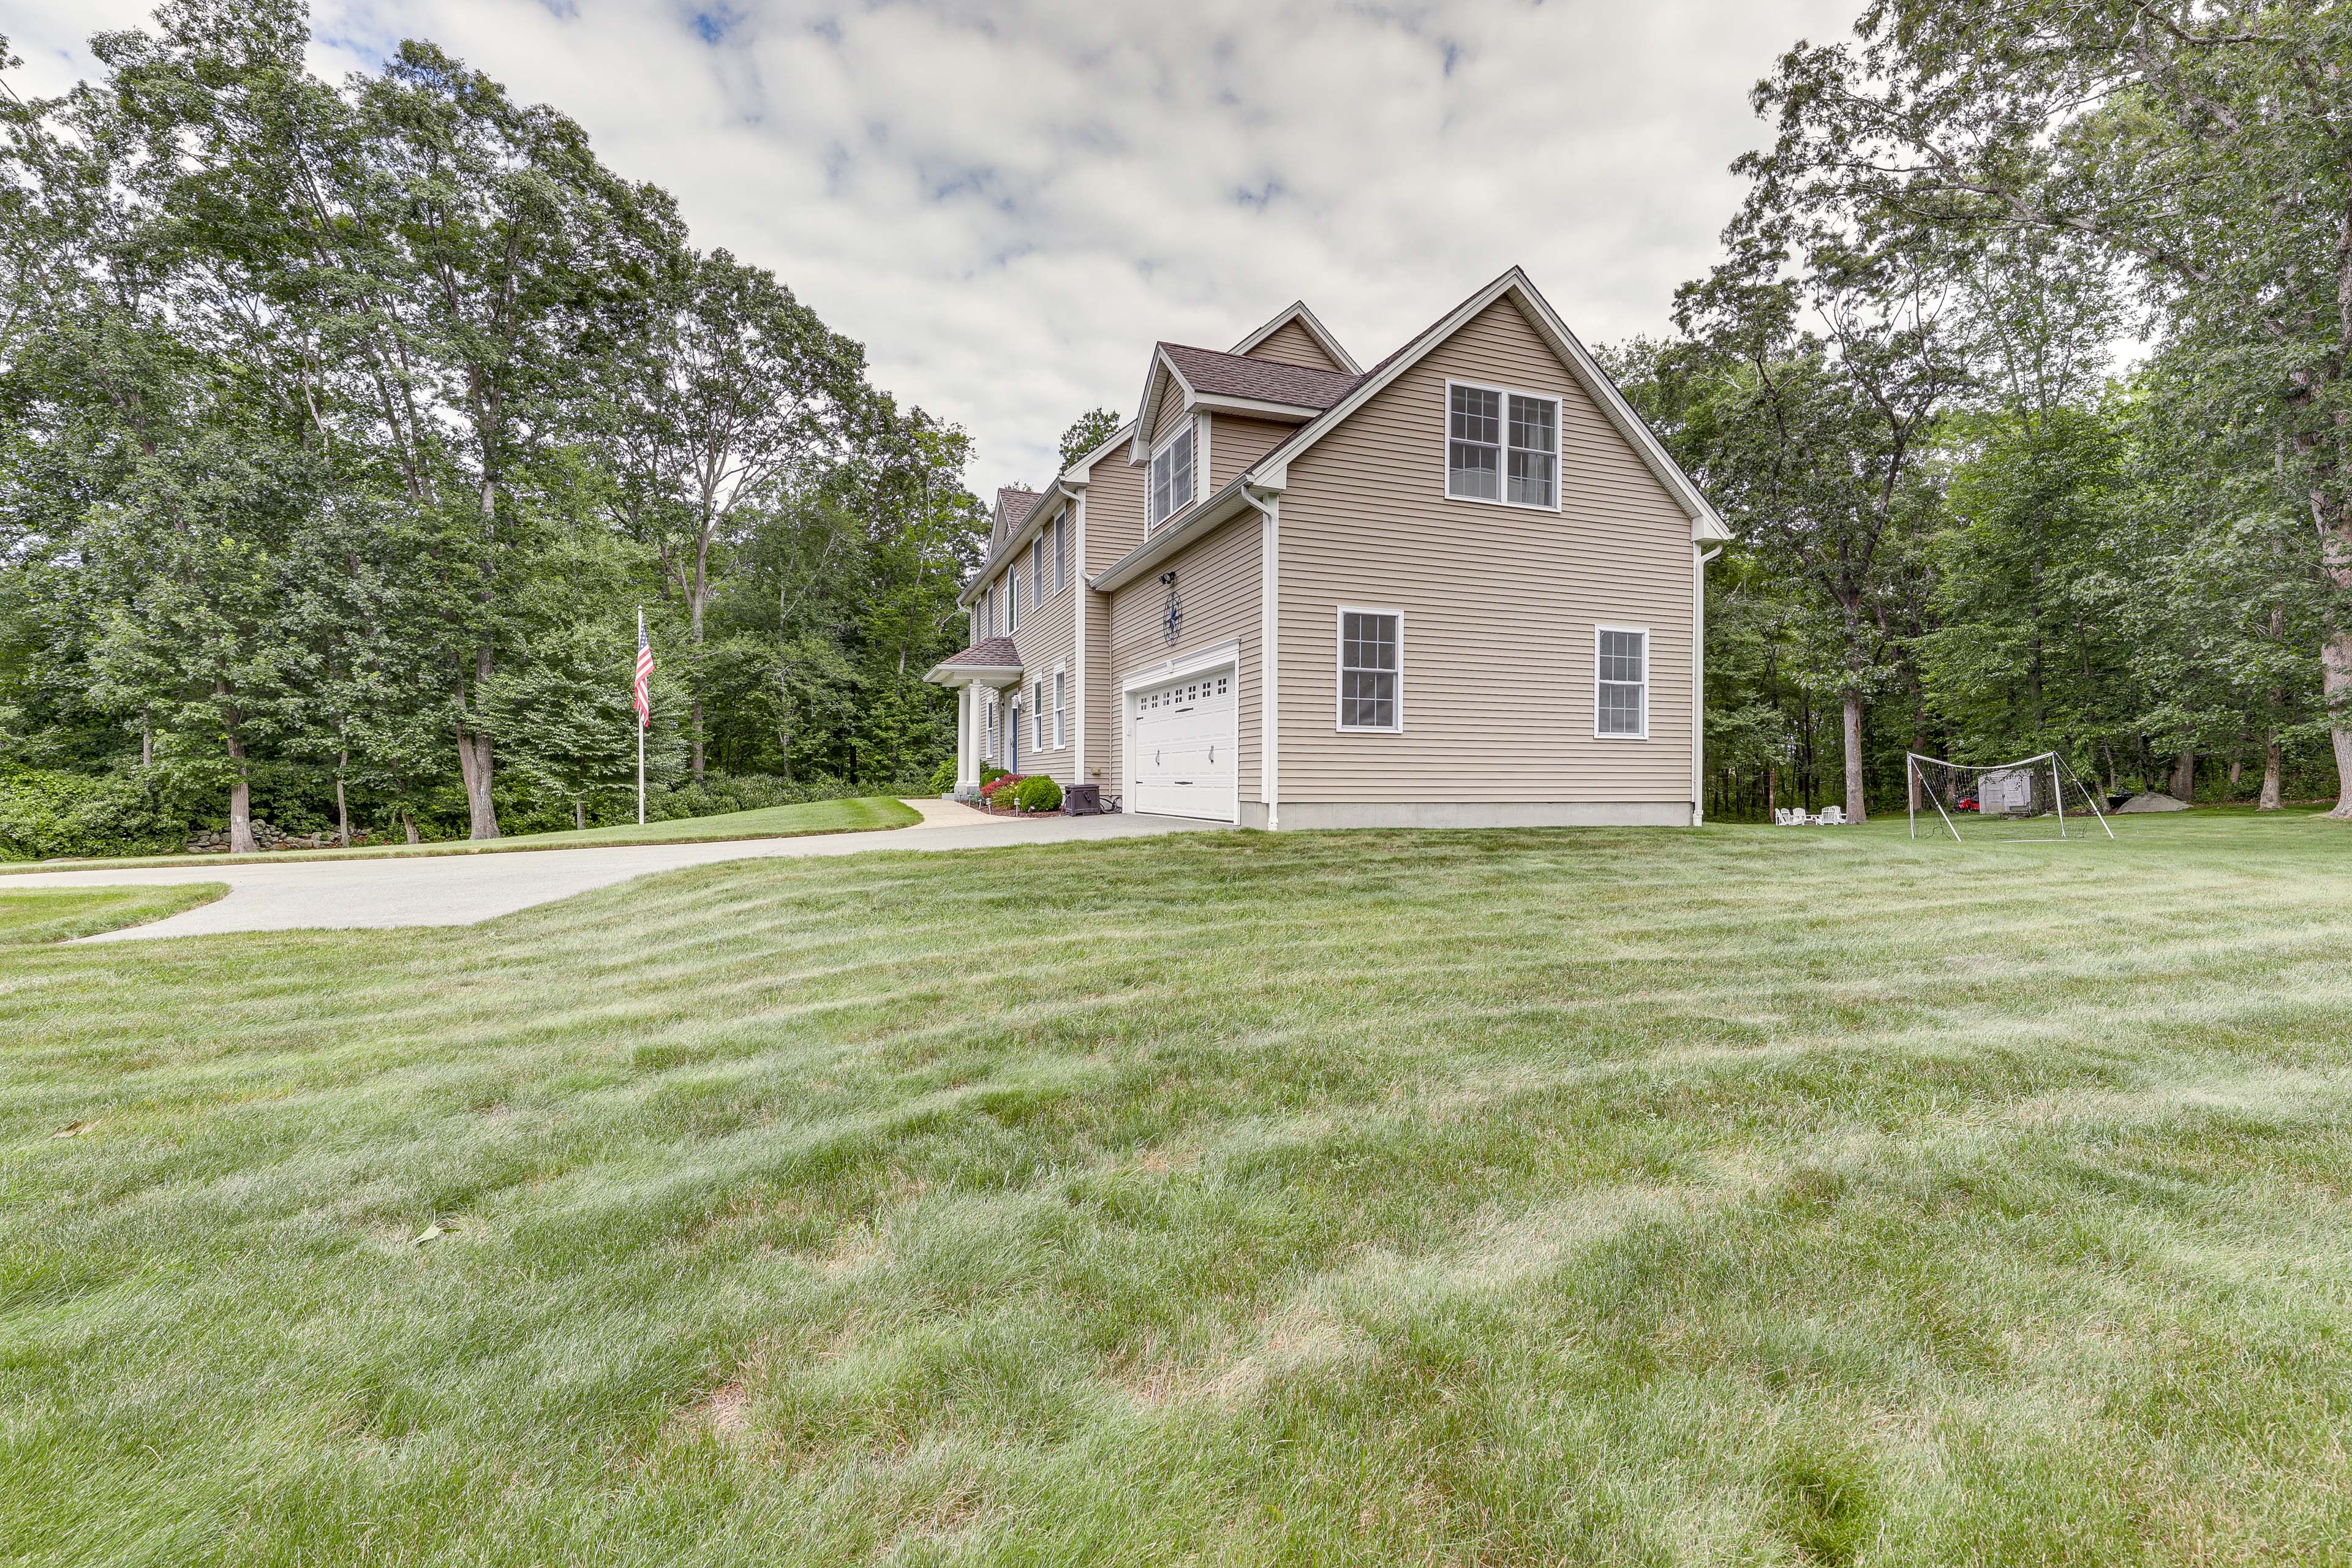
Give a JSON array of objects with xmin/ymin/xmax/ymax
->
[{"xmin": 921, "ymin": 635, "xmax": 1025, "ymax": 797}]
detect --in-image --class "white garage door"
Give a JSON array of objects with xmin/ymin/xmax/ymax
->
[{"xmin": 1129, "ymin": 668, "xmax": 1236, "ymax": 822}]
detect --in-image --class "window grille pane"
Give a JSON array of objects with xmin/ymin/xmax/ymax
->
[
  {"xmin": 1599, "ymin": 629, "xmax": 1644, "ymax": 683},
  {"xmin": 1339, "ymin": 613, "xmax": 1400, "ymax": 729},
  {"xmin": 1054, "ymin": 517, "xmax": 1067, "ymax": 591},
  {"xmin": 1449, "ymin": 442, "xmax": 1499, "ymax": 499},
  {"xmin": 1507, "ymin": 448, "xmax": 1554, "ymax": 506},
  {"xmin": 1507, "ymin": 395, "xmax": 1554, "ymax": 453},
  {"xmin": 1597, "ymin": 683, "xmax": 1643, "ymax": 735},
  {"xmin": 1341, "ymin": 669, "xmax": 1396, "ymax": 729},
  {"xmin": 1450, "ymin": 385, "xmax": 1499, "ymax": 444}
]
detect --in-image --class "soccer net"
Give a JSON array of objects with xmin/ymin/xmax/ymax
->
[{"xmin": 1907, "ymin": 752, "xmax": 2114, "ymax": 842}]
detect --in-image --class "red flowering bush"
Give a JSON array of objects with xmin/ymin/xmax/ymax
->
[{"xmin": 979, "ymin": 773, "xmax": 1026, "ymax": 805}]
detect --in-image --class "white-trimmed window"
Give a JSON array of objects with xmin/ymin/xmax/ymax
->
[
  {"xmin": 981, "ymin": 586, "xmax": 993, "ymax": 638},
  {"xmin": 1150, "ymin": 425, "xmax": 1194, "ymax": 530},
  {"xmin": 1448, "ymin": 382, "xmax": 1558, "ymax": 507},
  {"xmin": 1030, "ymin": 537, "xmax": 1043, "ymax": 605},
  {"xmin": 985, "ymin": 692, "xmax": 998, "ymax": 760},
  {"xmin": 1052, "ymin": 668, "xmax": 1067, "ymax": 747},
  {"xmin": 1337, "ymin": 608, "xmax": 1401, "ymax": 732},
  {"xmin": 1596, "ymin": 626, "xmax": 1648, "ymax": 738},
  {"xmin": 1053, "ymin": 514, "xmax": 1068, "ymax": 594},
  {"xmin": 1007, "ymin": 571, "xmax": 1021, "ymax": 634},
  {"xmin": 1033, "ymin": 678, "xmax": 1046, "ymax": 752}
]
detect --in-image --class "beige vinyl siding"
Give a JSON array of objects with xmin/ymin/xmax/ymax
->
[
  {"xmin": 1150, "ymin": 377, "xmax": 1190, "ymax": 443},
  {"xmin": 1207, "ymin": 415, "xmax": 1295, "ymax": 493},
  {"xmin": 1076, "ymin": 442, "xmax": 1149, "ymax": 780},
  {"xmin": 1003, "ymin": 510, "xmax": 1080, "ymax": 786},
  {"xmin": 1275, "ymin": 295, "xmax": 1695, "ymax": 805},
  {"xmin": 1248, "ymin": 318, "xmax": 1344, "ymax": 372},
  {"xmin": 1104, "ymin": 511, "xmax": 1263, "ymax": 804}
]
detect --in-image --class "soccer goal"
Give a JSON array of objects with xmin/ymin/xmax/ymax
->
[{"xmin": 1906, "ymin": 752, "xmax": 2114, "ymax": 842}]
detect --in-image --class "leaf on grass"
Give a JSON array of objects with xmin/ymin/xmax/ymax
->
[
  {"xmin": 50, "ymin": 1121, "xmax": 97, "ymax": 1139},
  {"xmin": 412, "ymin": 1224, "xmax": 447, "ymax": 1245}
]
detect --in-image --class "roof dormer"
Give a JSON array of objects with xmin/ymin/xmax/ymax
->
[{"xmin": 1227, "ymin": 300, "xmax": 1360, "ymax": 374}]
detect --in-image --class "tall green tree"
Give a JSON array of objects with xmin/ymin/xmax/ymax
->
[{"xmin": 1743, "ymin": 0, "xmax": 2352, "ymax": 814}]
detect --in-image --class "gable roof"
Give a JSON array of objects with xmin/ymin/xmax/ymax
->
[
  {"xmin": 1244, "ymin": 268, "xmax": 1728, "ymax": 539},
  {"xmin": 959, "ymin": 418, "xmax": 1140, "ymax": 609},
  {"xmin": 991, "ymin": 486, "xmax": 1041, "ymax": 549},
  {"xmin": 1158, "ymin": 344, "xmax": 1362, "ymax": 413},
  {"xmin": 1092, "ymin": 266, "xmax": 1733, "ymax": 594},
  {"xmin": 1227, "ymin": 300, "xmax": 1361, "ymax": 373}
]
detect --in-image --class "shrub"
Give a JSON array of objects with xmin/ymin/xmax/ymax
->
[
  {"xmin": 0, "ymin": 769, "xmax": 187, "ymax": 861},
  {"xmin": 1012, "ymin": 775, "xmax": 1063, "ymax": 813},
  {"xmin": 979, "ymin": 766, "xmax": 1009, "ymax": 787},
  {"xmin": 927, "ymin": 757, "xmax": 956, "ymax": 794},
  {"xmin": 979, "ymin": 773, "xmax": 1023, "ymax": 805}
]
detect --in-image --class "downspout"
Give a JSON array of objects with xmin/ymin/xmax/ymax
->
[
  {"xmin": 1242, "ymin": 484, "xmax": 1281, "ymax": 831},
  {"xmin": 1694, "ymin": 544, "xmax": 1722, "ymax": 826},
  {"xmin": 1061, "ymin": 481, "xmax": 1088, "ymax": 787}
]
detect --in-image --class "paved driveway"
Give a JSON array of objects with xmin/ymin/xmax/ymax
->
[{"xmin": 4, "ymin": 801, "xmax": 1217, "ymax": 942}]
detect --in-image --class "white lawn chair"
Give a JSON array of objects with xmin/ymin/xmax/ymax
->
[
  {"xmin": 1774, "ymin": 807, "xmax": 1804, "ymax": 826},
  {"xmin": 1815, "ymin": 805, "xmax": 1846, "ymax": 826}
]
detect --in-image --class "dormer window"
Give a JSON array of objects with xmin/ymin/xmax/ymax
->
[{"xmin": 1150, "ymin": 424, "xmax": 1194, "ymax": 530}]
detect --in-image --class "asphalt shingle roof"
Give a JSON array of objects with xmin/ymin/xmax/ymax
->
[
  {"xmin": 934, "ymin": 635, "xmax": 1023, "ymax": 669},
  {"xmin": 1158, "ymin": 343, "xmax": 1362, "ymax": 410}
]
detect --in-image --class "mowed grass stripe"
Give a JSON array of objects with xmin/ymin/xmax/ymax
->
[{"xmin": 4, "ymin": 813, "xmax": 2352, "ymax": 1564}]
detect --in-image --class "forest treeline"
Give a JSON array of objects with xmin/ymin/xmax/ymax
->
[
  {"xmin": 5, "ymin": 1, "xmax": 2348, "ymax": 856},
  {"xmin": 1623, "ymin": 0, "xmax": 2352, "ymax": 823},
  {"xmin": 0, "ymin": 2, "xmax": 986, "ymax": 854}
]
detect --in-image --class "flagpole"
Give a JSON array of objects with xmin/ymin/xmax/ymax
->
[{"xmin": 636, "ymin": 607, "xmax": 646, "ymax": 826}]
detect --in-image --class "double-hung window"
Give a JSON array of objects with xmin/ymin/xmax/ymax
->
[
  {"xmin": 1052, "ymin": 514, "xmax": 1068, "ymax": 594},
  {"xmin": 1033, "ymin": 678, "xmax": 1046, "ymax": 752},
  {"xmin": 1447, "ymin": 383, "xmax": 1558, "ymax": 507},
  {"xmin": 981, "ymin": 586, "xmax": 993, "ymax": 638},
  {"xmin": 1030, "ymin": 538, "xmax": 1043, "ymax": 605},
  {"xmin": 1338, "ymin": 609, "xmax": 1401, "ymax": 732},
  {"xmin": 1052, "ymin": 669, "xmax": 1067, "ymax": 748},
  {"xmin": 985, "ymin": 693, "xmax": 998, "ymax": 760},
  {"xmin": 1595, "ymin": 627, "xmax": 1648, "ymax": 738},
  {"xmin": 1150, "ymin": 425, "xmax": 1194, "ymax": 531},
  {"xmin": 1007, "ymin": 571, "xmax": 1021, "ymax": 635}
]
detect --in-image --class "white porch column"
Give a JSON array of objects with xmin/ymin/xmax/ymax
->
[{"xmin": 955, "ymin": 683, "xmax": 978, "ymax": 791}]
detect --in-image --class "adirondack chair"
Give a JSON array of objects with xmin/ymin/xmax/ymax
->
[{"xmin": 1815, "ymin": 805, "xmax": 1847, "ymax": 825}]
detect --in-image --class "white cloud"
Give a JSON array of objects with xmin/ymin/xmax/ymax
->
[{"xmin": 3, "ymin": 0, "xmax": 1862, "ymax": 492}]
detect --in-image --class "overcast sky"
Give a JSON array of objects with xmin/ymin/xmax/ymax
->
[{"xmin": 5, "ymin": 0, "xmax": 1861, "ymax": 494}]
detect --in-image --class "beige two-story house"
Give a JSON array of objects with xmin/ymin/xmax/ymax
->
[{"xmin": 925, "ymin": 267, "xmax": 1732, "ymax": 829}]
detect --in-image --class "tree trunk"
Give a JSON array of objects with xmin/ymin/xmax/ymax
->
[
  {"xmin": 455, "ymin": 720, "xmax": 500, "ymax": 839},
  {"xmin": 691, "ymin": 697, "xmax": 706, "ymax": 780},
  {"xmin": 1841, "ymin": 693, "xmax": 1868, "ymax": 823},
  {"xmin": 2260, "ymin": 731, "xmax": 2285, "ymax": 812},
  {"xmin": 575, "ymin": 798, "xmax": 586, "ymax": 831},
  {"xmin": 2326, "ymin": 627, "xmax": 2352, "ymax": 820},
  {"xmin": 224, "ymin": 738, "xmax": 255, "ymax": 854},
  {"xmin": 455, "ymin": 645, "xmax": 500, "ymax": 839},
  {"xmin": 2169, "ymin": 747, "xmax": 2196, "ymax": 803},
  {"xmin": 402, "ymin": 807, "xmax": 420, "ymax": 845},
  {"xmin": 334, "ymin": 767, "xmax": 350, "ymax": 848}
]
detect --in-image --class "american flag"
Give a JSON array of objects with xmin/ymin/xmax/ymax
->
[{"xmin": 633, "ymin": 611, "xmax": 654, "ymax": 729}]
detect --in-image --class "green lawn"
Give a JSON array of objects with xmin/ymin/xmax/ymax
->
[
  {"xmin": 5, "ymin": 810, "xmax": 2351, "ymax": 1564},
  {"xmin": 0, "ymin": 883, "xmax": 225, "ymax": 946},
  {"xmin": 0, "ymin": 794, "xmax": 922, "ymax": 874}
]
